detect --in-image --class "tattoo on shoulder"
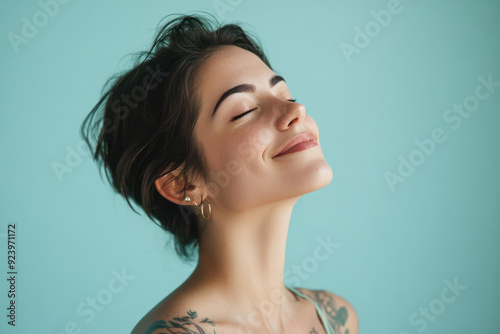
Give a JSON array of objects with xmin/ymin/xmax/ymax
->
[
  {"xmin": 300, "ymin": 289, "xmax": 350, "ymax": 334},
  {"xmin": 145, "ymin": 309, "xmax": 217, "ymax": 334}
]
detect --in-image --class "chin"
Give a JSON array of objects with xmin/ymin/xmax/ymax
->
[
  {"xmin": 313, "ymin": 162, "xmax": 334, "ymax": 189},
  {"xmin": 298, "ymin": 160, "xmax": 333, "ymax": 195}
]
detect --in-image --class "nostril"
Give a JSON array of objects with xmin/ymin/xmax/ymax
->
[{"xmin": 287, "ymin": 117, "xmax": 299, "ymax": 127}]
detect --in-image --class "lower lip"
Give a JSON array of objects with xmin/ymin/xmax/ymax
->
[{"xmin": 275, "ymin": 141, "xmax": 318, "ymax": 157}]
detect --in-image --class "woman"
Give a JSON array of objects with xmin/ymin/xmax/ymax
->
[{"xmin": 81, "ymin": 12, "xmax": 358, "ymax": 334}]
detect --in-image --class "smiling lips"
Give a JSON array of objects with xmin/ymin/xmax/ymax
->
[{"xmin": 273, "ymin": 132, "xmax": 317, "ymax": 158}]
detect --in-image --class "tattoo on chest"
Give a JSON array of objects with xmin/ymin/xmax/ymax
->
[{"xmin": 145, "ymin": 309, "xmax": 217, "ymax": 334}]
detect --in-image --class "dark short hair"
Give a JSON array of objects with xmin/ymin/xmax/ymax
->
[{"xmin": 80, "ymin": 12, "xmax": 274, "ymax": 262}]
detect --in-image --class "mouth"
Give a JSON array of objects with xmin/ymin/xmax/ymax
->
[{"xmin": 273, "ymin": 131, "xmax": 317, "ymax": 158}]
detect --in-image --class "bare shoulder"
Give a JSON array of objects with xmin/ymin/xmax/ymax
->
[
  {"xmin": 295, "ymin": 287, "xmax": 359, "ymax": 334},
  {"xmin": 130, "ymin": 299, "xmax": 218, "ymax": 334}
]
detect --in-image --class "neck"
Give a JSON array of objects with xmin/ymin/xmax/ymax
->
[{"xmin": 186, "ymin": 198, "xmax": 300, "ymax": 323}]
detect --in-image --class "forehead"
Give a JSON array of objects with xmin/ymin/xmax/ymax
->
[{"xmin": 195, "ymin": 45, "xmax": 273, "ymax": 100}]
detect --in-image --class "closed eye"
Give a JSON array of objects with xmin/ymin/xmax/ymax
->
[
  {"xmin": 231, "ymin": 108, "xmax": 257, "ymax": 121},
  {"xmin": 230, "ymin": 99, "xmax": 297, "ymax": 122}
]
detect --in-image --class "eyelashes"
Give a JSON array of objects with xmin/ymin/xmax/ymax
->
[
  {"xmin": 231, "ymin": 99, "xmax": 298, "ymax": 122},
  {"xmin": 231, "ymin": 108, "xmax": 257, "ymax": 121}
]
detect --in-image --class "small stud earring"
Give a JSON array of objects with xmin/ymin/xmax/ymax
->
[{"xmin": 184, "ymin": 196, "xmax": 191, "ymax": 202}]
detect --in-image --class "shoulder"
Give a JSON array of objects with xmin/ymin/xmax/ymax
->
[
  {"xmin": 130, "ymin": 299, "xmax": 218, "ymax": 334},
  {"xmin": 295, "ymin": 287, "xmax": 359, "ymax": 334}
]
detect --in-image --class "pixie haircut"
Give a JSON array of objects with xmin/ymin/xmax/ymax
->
[{"xmin": 80, "ymin": 13, "xmax": 274, "ymax": 262}]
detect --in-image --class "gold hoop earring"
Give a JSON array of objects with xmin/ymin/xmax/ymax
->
[
  {"xmin": 188, "ymin": 195, "xmax": 211, "ymax": 220},
  {"xmin": 201, "ymin": 197, "xmax": 211, "ymax": 220}
]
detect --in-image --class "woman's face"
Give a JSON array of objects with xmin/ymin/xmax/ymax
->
[{"xmin": 193, "ymin": 45, "xmax": 333, "ymax": 212}]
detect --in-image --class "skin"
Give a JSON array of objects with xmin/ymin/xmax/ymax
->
[{"xmin": 133, "ymin": 45, "xmax": 358, "ymax": 333}]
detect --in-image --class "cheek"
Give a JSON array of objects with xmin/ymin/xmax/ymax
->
[
  {"xmin": 237, "ymin": 127, "xmax": 272, "ymax": 156},
  {"xmin": 203, "ymin": 132, "xmax": 251, "ymax": 172},
  {"xmin": 216, "ymin": 128, "xmax": 270, "ymax": 168}
]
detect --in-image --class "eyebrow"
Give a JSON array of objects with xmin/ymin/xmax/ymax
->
[{"xmin": 210, "ymin": 74, "xmax": 286, "ymax": 119}]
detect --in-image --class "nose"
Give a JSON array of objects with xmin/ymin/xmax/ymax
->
[{"xmin": 275, "ymin": 100, "xmax": 306, "ymax": 131}]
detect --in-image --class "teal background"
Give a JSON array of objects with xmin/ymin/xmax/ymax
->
[{"xmin": 1, "ymin": 0, "xmax": 499, "ymax": 333}]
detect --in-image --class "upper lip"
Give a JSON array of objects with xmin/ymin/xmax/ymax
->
[{"xmin": 273, "ymin": 131, "xmax": 316, "ymax": 158}]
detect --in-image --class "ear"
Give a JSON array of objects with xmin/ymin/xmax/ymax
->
[
  {"xmin": 154, "ymin": 162, "xmax": 210, "ymax": 206},
  {"xmin": 154, "ymin": 165, "xmax": 191, "ymax": 205}
]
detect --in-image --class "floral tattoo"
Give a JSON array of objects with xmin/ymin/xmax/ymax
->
[{"xmin": 145, "ymin": 309, "xmax": 217, "ymax": 334}]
